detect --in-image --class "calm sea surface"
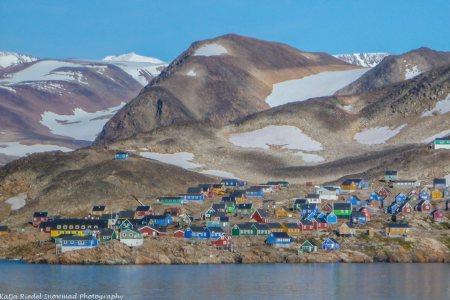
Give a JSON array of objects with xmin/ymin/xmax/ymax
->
[{"xmin": 0, "ymin": 261, "xmax": 450, "ymax": 299}]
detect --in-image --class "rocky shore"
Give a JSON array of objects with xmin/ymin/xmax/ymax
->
[{"xmin": 1, "ymin": 233, "xmax": 449, "ymax": 265}]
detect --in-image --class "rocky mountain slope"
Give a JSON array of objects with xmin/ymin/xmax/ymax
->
[
  {"xmin": 337, "ymin": 47, "xmax": 450, "ymax": 95},
  {"xmin": 0, "ymin": 52, "xmax": 39, "ymax": 69},
  {"xmin": 0, "ymin": 53, "xmax": 167, "ymax": 166},
  {"xmin": 333, "ymin": 52, "xmax": 390, "ymax": 68},
  {"xmin": 95, "ymin": 34, "xmax": 363, "ymax": 145}
]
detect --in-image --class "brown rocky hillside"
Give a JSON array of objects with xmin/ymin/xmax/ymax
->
[{"xmin": 95, "ymin": 34, "xmax": 361, "ymax": 145}]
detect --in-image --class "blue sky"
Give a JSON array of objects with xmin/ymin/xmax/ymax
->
[{"xmin": 1, "ymin": 0, "xmax": 449, "ymax": 62}]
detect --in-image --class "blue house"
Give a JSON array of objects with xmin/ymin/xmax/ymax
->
[
  {"xmin": 322, "ymin": 238, "xmax": 340, "ymax": 250},
  {"xmin": 207, "ymin": 217, "xmax": 230, "ymax": 228},
  {"xmin": 306, "ymin": 212, "xmax": 316, "ymax": 221},
  {"xmin": 317, "ymin": 212, "xmax": 325, "ymax": 219},
  {"xmin": 184, "ymin": 227, "xmax": 207, "ymax": 239},
  {"xmin": 385, "ymin": 203, "xmax": 400, "ymax": 214},
  {"xmin": 395, "ymin": 193, "xmax": 407, "ymax": 203},
  {"xmin": 267, "ymin": 232, "xmax": 293, "ymax": 248},
  {"xmin": 346, "ymin": 195, "xmax": 361, "ymax": 206},
  {"xmin": 351, "ymin": 211, "xmax": 367, "ymax": 224},
  {"xmin": 246, "ymin": 188, "xmax": 264, "ymax": 197},
  {"xmin": 368, "ymin": 192, "xmax": 381, "ymax": 201},
  {"xmin": 301, "ymin": 204, "xmax": 319, "ymax": 217},
  {"xmin": 61, "ymin": 236, "xmax": 98, "ymax": 253},
  {"xmin": 326, "ymin": 213, "xmax": 338, "ymax": 224},
  {"xmin": 115, "ymin": 153, "xmax": 129, "ymax": 160},
  {"xmin": 205, "ymin": 227, "xmax": 225, "ymax": 239},
  {"xmin": 178, "ymin": 193, "xmax": 204, "ymax": 202},
  {"xmin": 149, "ymin": 215, "xmax": 173, "ymax": 226},
  {"xmin": 420, "ymin": 191, "xmax": 430, "ymax": 201},
  {"xmin": 221, "ymin": 179, "xmax": 238, "ymax": 188}
]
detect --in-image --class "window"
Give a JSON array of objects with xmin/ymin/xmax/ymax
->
[
  {"xmin": 57, "ymin": 225, "xmax": 61, "ymax": 229},
  {"xmin": 88, "ymin": 225, "xmax": 91, "ymax": 229},
  {"xmin": 57, "ymin": 231, "xmax": 61, "ymax": 234},
  {"xmin": 69, "ymin": 226, "xmax": 73, "ymax": 229},
  {"xmin": 70, "ymin": 241, "xmax": 74, "ymax": 244},
  {"xmin": 64, "ymin": 241, "xmax": 67, "ymax": 244},
  {"xmin": 79, "ymin": 241, "xmax": 84, "ymax": 245},
  {"xmin": 63, "ymin": 225, "xmax": 67, "ymax": 229},
  {"xmin": 129, "ymin": 233, "xmax": 133, "ymax": 237},
  {"xmin": 34, "ymin": 218, "xmax": 37, "ymax": 221},
  {"xmin": 75, "ymin": 225, "xmax": 79, "ymax": 229},
  {"xmin": 81, "ymin": 226, "xmax": 85, "ymax": 229}
]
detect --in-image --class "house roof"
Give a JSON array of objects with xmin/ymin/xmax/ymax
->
[
  {"xmin": 206, "ymin": 227, "xmax": 225, "ymax": 233},
  {"xmin": 267, "ymin": 181, "xmax": 281, "ymax": 185},
  {"xmin": 299, "ymin": 219, "xmax": 312, "ymax": 226},
  {"xmin": 344, "ymin": 222, "xmax": 355, "ymax": 228},
  {"xmin": 417, "ymin": 200, "xmax": 430, "ymax": 206},
  {"xmin": 351, "ymin": 211, "xmax": 366, "ymax": 218},
  {"xmin": 434, "ymin": 178, "xmax": 447, "ymax": 185},
  {"xmin": 246, "ymin": 188, "xmax": 262, "ymax": 193},
  {"xmin": 212, "ymin": 203, "xmax": 226, "ymax": 210},
  {"xmin": 333, "ymin": 203, "xmax": 351, "ymax": 210},
  {"xmin": 237, "ymin": 204, "xmax": 253, "ymax": 209},
  {"xmin": 313, "ymin": 217, "xmax": 327, "ymax": 223},
  {"xmin": 187, "ymin": 227, "xmax": 205, "ymax": 233},
  {"xmin": 234, "ymin": 223, "xmax": 253, "ymax": 230},
  {"xmin": 306, "ymin": 194, "xmax": 320, "ymax": 199},
  {"xmin": 157, "ymin": 196, "xmax": 183, "ymax": 200},
  {"xmin": 302, "ymin": 240, "xmax": 317, "ymax": 247},
  {"xmin": 252, "ymin": 223, "xmax": 270, "ymax": 230},
  {"xmin": 347, "ymin": 195, "xmax": 361, "ymax": 201},
  {"xmin": 294, "ymin": 199, "xmax": 307, "ymax": 204},
  {"xmin": 385, "ymin": 171, "xmax": 398, "ymax": 176},
  {"xmin": 33, "ymin": 212, "xmax": 49, "ymax": 218},
  {"xmin": 92, "ymin": 206, "xmax": 106, "ymax": 211},
  {"xmin": 178, "ymin": 193, "xmax": 203, "ymax": 197},
  {"xmin": 99, "ymin": 229, "xmax": 115, "ymax": 236},
  {"xmin": 198, "ymin": 184, "xmax": 212, "ymax": 189},
  {"xmin": 325, "ymin": 238, "xmax": 339, "ymax": 244},
  {"xmin": 212, "ymin": 184, "xmax": 224, "ymax": 188},
  {"xmin": 393, "ymin": 180, "xmax": 417, "ymax": 183},
  {"xmin": 271, "ymin": 232, "xmax": 291, "ymax": 239},
  {"xmin": 342, "ymin": 179, "xmax": 362, "ymax": 185},
  {"xmin": 149, "ymin": 215, "xmax": 171, "ymax": 220},
  {"xmin": 283, "ymin": 223, "xmax": 298, "ymax": 229},
  {"xmin": 386, "ymin": 223, "xmax": 412, "ymax": 228},
  {"xmin": 119, "ymin": 211, "xmax": 136, "ymax": 219},
  {"xmin": 163, "ymin": 211, "xmax": 178, "ymax": 217},
  {"xmin": 267, "ymin": 223, "xmax": 283, "ymax": 229},
  {"xmin": 136, "ymin": 206, "xmax": 151, "ymax": 212},
  {"xmin": 280, "ymin": 206, "xmax": 290, "ymax": 211},
  {"xmin": 220, "ymin": 217, "xmax": 229, "ymax": 222},
  {"xmin": 62, "ymin": 235, "xmax": 95, "ymax": 241},
  {"xmin": 187, "ymin": 187, "xmax": 202, "ymax": 194},
  {"xmin": 303, "ymin": 203, "xmax": 318, "ymax": 210},
  {"xmin": 221, "ymin": 179, "xmax": 237, "ymax": 183},
  {"xmin": 233, "ymin": 190, "xmax": 247, "ymax": 196},
  {"xmin": 210, "ymin": 212, "xmax": 226, "ymax": 218},
  {"xmin": 254, "ymin": 209, "xmax": 270, "ymax": 218},
  {"xmin": 0, "ymin": 226, "xmax": 8, "ymax": 232}
]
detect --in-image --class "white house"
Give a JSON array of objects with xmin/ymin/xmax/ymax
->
[
  {"xmin": 315, "ymin": 187, "xmax": 339, "ymax": 201},
  {"xmin": 434, "ymin": 138, "xmax": 450, "ymax": 150},
  {"xmin": 61, "ymin": 236, "xmax": 98, "ymax": 253},
  {"xmin": 305, "ymin": 194, "xmax": 322, "ymax": 204},
  {"xmin": 120, "ymin": 229, "xmax": 144, "ymax": 247}
]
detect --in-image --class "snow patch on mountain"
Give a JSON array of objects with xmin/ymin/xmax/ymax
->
[
  {"xmin": 229, "ymin": 126, "xmax": 323, "ymax": 152},
  {"xmin": 199, "ymin": 170, "xmax": 237, "ymax": 178},
  {"xmin": 194, "ymin": 44, "xmax": 228, "ymax": 57},
  {"xmin": 266, "ymin": 69, "xmax": 369, "ymax": 107},
  {"xmin": 405, "ymin": 65, "xmax": 421, "ymax": 80},
  {"xmin": 0, "ymin": 142, "xmax": 73, "ymax": 157},
  {"xmin": 422, "ymin": 129, "xmax": 450, "ymax": 143},
  {"xmin": 40, "ymin": 102, "xmax": 126, "ymax": 141},
  {"xmin": 354, "ymin": 125, "xmax": 407, "ymax": 145},
  {"xmin": 333, "ymin": 53, "xmax": 390, "ymax": 68},
  {"xmin": 422, "ymin": 94, "xmax": 450, "ymax": 117},
  {"xmin": 0, "ymin": 52, "xmax": 39, "ymax": 69},
  {"xmin": 103, "ymin": 52, "xmax": 165, "ymax": 64},
  {"xmin": 139, "ymin": 152, "xmax": 201, "ymax": 169}
]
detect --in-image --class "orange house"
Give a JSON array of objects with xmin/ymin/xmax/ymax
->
[{"xmin": 341, "ymin": 180, "xmax": 357, "ymax": 193}]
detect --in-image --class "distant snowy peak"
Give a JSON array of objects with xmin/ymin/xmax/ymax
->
[
  {"xmin": 103, "ymin": 52, "xmax": 165, "ymax": 64},
  {"xmin": 0, "ymin": 52, "xmax": 39, "ymax": 69},
  {"xmin": 333, "ymin": 53, "xmax": 391, "ymax": 68}
]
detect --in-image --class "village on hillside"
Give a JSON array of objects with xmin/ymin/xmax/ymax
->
[{"xmin": 2, "ymin": 145, "xmax": 450, "ymax": 259}]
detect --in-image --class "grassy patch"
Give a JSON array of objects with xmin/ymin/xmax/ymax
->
[
  {"xmin": 440, "ymin": 237, "xmax": 450, "ymax": 250},
  {"xmin": 397, "ymin": 240, "xmax": 413, "ymax": 250},
  {"xmin": 358, "ymin": 233, "xmax": 370, "ymax": 241}
]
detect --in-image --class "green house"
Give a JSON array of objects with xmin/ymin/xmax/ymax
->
[
  {"xmin": 224, "ymin": 201, "xmax": 235, "ymax": 213},
  {"xmin": 157, "ymin": 196, "xmax": 183, "ymax": 205},
  {"xmin": 236, "ymin": 204, "xmax": 254, "ymax": 216},
  {"xmin": 333, "ymin": 203, "xmax": 352, "ymax": 218},
  {"xmin": 231, "ymin": 223, "xmax": 254, "ymax": 236},
  {"xmin": 434, "ymin": 138, "xmax": 450, "ymax": 149},
  {"xmin": 252, "ymin": 223, "xmax": 271, "ymax": 236},
  {"xmin": 301, "ymin": 240, "xmax": 317, "ymax": 253},
  {"xmin": 385, "ymin": 171, "xmax": 398, "ymax": 182},
  {"xmin": 100, "ymin": 229, "xmax": 118, "ymax": 242},
  {"xmin": 293, "ymin": 199, "xmax": 307, "ymax": 210}
]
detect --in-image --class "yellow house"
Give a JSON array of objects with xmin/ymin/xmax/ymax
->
[
  {"xmin": 282, "ymin": 223, "xmax": 300, "ymax": 235},
  {"xmin": 341, "ymin": 180, "xmax": 357, "ymax": 192},
  {"xmin": 267, "ymin": 223, "xmax": 284, "ymax": 233},
  {"xmin": 92, "ymin": 205, "xmax": 107, "ymax": 216},
  {"xmin": 431, "ymin": 189, "xmax": 443, "ymax": 200},
  {"xmin": 0, "ymin": 226, "xmax": 9, "ymax": 235},
  {"xmin": 385, "ymin": 224, "xmax": 412, "ymax": 237},
  {"xmin": 275, "ymin": 206, "xmax": 295, "ymax": 217},
  {"xmin": 49, "ymin": 220, "xmax": 106, "ymax": 237},
  {"xmin": 232, "ymin": 192, "xmax": 246, "ymax": 204}
]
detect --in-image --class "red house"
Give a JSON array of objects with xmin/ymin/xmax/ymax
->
[
  {"xmin": 416, "ymin": 200, "xmax": 432, "ymax": 212},
  {"xmin": 251, "ymin": 209, "xmax": 271, "ymax": 223},
  {"xmin": 38, "ymin": 222, "xmax": 52, "ymax": 233},
  {"xmin": 433, "ymin": 210, "xmax": 445, "ymax": 222},
  {"xmin": 408, "ymin": 189, "xmax": 419, "ymax": 197},
  {"xmin": 321, "ymin": 204, "xmax": 333, "ymax": 212},
  {"xmin": 359, "ymin": 207, "xmax": 371, "ymax": 221},
  {"xmin": 174, "ymin": 230, "xmax": 185, "ymax": 238},
  {"xmin": 211, "ymin": 235, "xmax": 232, "ymax": 248},
  {"xmin": 135, "ymin": 206, "xmax": 153, "ymax": 219},
  {"xmin": 312, "ymin": 217, "xmax": 328, "ymax": 231},
  {"xmin": 378, "ymin": 187, "xmax": 392, "ymax": 198},
  {"xmin": 139, "ymin": 225, "xmax": 167, "ymax": 237},
  {"xmin": 165, "ymin": 208, "xmax": 182, "ymax": 215},
  {"xmin": 32, "ymin": 212, "xmax": 50, "ymax": 227},
  {"xmin": 367, "ymin": 199, "xmax": 381, "ymax": 210},
  {"xmin": 298, "ymin": 219, "xmax": 314, "ymax": 232},
  {"xmin": 399, "ymin": 202, "xmax": 413, "ymax": 215}
]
